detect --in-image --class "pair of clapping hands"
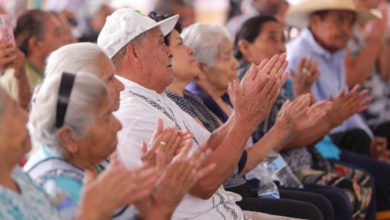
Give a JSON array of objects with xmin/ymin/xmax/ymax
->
[
  {"xmin": 290, "ymin": 56, "xmax": 389, "ymax": 161},
  {"xmin": 76, "ymin": 119, "xmax": 215, "ymax": 220},
  {"xmin": 291, "ymin": 56, "xmax": 372, "ymax": 130}
]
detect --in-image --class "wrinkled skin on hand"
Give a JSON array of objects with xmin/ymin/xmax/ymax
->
[
  {"xmin": 230, "ymin": 54, "xmax": 289, "ymax": 129},
  {"xmin": 276, "ymin": 94, "xmax": 330, "ymax": 134},
  {"xmin": 326, "ymin": 85, "xmax": 372, "ymax": 128}
]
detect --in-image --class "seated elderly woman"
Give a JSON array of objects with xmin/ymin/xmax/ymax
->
[
  {"xmin": 147, "ymin": 12, "xmax": 341, "ymax": 220},
  {"xmin": 233, "ymin": 15, "xmax": 390, "ymax": 219},
  {"xmin": 23, "ymin": 68, "xmax": 211, "ymax": 219},
  {"xmin": 0, "ymin": 84, "xmax": 165, "ymax": 220}
]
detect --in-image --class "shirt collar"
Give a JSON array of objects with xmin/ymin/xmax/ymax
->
[
  {"xmin": 26, "ymin": 60, "xmax": 43, "ymax": 76},
  {"xmin": 115, "ymin": 74, "xmax": 168, "ymax": 101},
  {"xmin": 301, "ymin": 28, "xmax": 345, "ymax": 61}
]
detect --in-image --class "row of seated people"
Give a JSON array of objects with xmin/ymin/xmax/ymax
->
[{"xmin": 1, "ymin": 0, "xmax": 390, "ymax": 219}]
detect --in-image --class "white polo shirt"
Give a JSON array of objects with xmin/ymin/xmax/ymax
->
[{"xmin": 114, "ymin": 75, "xmax": 244, "ymax": 220}]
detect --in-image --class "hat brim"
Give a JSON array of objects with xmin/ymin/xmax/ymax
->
[
  {"xmin": 146, "ymin": 14, "xmax": 180, "ymax": 37},
  {"xmin": 286, "ymin": 8, "xmax": 381, "ymax": 29}
]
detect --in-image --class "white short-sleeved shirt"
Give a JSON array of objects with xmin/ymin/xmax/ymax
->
[{"xmin": 114, "ymin": 75, "xmax": 244, "ymax": 220}]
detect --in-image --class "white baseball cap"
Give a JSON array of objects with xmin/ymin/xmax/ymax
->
[{"xmin": 97, "ymin": 8, "xmax": 179, "ymax": 59}]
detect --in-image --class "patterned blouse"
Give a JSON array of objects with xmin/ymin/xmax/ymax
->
[
  {"xmin": 166, "ymin": 90, "xmax": 248, "ymax": 189},
  {"xmin": 0, "ymin": 167, "xmax": 61, "ymax": 220}
]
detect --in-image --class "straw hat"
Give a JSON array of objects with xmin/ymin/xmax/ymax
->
[{"xmin": 285, "ymin": 0, "xmax": 382, "ymax": 29}]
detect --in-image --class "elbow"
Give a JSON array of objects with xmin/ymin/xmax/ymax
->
[
  {"xmin": 196, "ymin": 191, "xmax": 215, "ymax": 200},
  {"xmin": 190, "ymin": 180, "xmax": 219, "ymax": 200}
]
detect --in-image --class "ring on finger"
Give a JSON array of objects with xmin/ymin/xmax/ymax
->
[
  {"xmin": 302, "ymin": 68, "xmax": 311, "ymax": 76},
  {"xmin": 160, "ymin": 141, "xmax": 167, "ymax": 146}
]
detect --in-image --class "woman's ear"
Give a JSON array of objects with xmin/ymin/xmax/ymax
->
[
  {"xmin": 57, "ymin": 126, "xmax": 78, "ymax": 154},
  {"xmin": 197, "ymin": 62, "xmax": 209, "ymax": 80},
  {"xmin": 238, "ymin": 39, "xmax": 251, "ymax": 60}
]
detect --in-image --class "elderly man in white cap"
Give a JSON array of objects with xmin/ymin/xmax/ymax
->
[
  {"xmin": 98, "ymin": 8, "xmax": 290, "ymax": 220},
  {"xmin": 285, "ymin": 0, "xmax": 390, "ymax": 216}
]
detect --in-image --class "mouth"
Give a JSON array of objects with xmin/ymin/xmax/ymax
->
[{"xmin": 166, "ymin": 59, "xmax": 174, "ymax": 68}]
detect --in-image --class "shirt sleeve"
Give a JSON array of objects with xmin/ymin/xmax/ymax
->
[
  {"xmin": 0, "ymin": 68, "xmax": 18, "ymax": 99},
  {"xmin": 114, "ymin": 97, "xmax": 177, "ymax": 169}
]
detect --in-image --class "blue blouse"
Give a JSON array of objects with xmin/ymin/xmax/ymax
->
[{"xmin": 0, "ymin": 167, "xmax": 61, "ymax": 220}]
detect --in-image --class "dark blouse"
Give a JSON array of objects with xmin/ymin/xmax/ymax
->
[{"xmin": 166, "ymin": 89, "xmax": 248, "ymax": 189}]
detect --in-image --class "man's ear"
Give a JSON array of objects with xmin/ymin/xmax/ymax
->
[
  {"xmin": 125, "ymin": 42, "xmax": 143, "ymax": 68},
  {"xmin": 57, "ymin": 126, "xmax": 78, "ymax": 154},
  {"xmin": 238, "ymin": 39, "xmax": 251, "ymax": 61},
  {"xmin": 27, "ymin": 37, "xmax": 41, "ymax": 57},
  {"xmin": 310, "ymin": 15, "xmax": 321, "ymax": 31}
]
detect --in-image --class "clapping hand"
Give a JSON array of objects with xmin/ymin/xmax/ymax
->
[{"xmin": 230, "ymin": 54, "xmax": 289, "ymax": 129}]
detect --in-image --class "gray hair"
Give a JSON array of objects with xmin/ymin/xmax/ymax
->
[
  {"xmin": 111, "ymin": 32, "xmax": 147, "ymax": 66},
  {"xmin": 28, "ymin": 72, "xmax": 108, "ymax": 156},
  {"xmin": 181, "ymin": 23, "xmax": 230, "ymax": 68},
  {"xmin": 152, "ymin": 0, "xmax": 194, "ymax": 14},
  {"xmin": 45, "ymin": 43, "xmax": 108, "ymax": 78}
]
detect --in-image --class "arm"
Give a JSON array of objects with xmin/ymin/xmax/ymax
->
[
  {"xmin": 15, "ymin": 66, "xmax": 31, "ymax": 110},
  {"xmin": 240, "ymin": 121, "xmax": 294, "ymax": 175},
  {"xmin": 345, "ymin": 15, "xmax": 387, "ymax": 87},
  {"xmin": 9, "ymin": 48, "xmax": 31, "ymax": 110},
  {"xmin": 378, "ymin": 40, "xmax": 390, "ymax": 81}
]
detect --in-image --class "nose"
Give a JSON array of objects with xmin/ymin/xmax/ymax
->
[
  {"xmin": 232, "ymin": 57, "xmax": 239, "ymax": 70},
  {"xmin": 113, "ymin": 115, "xmax": 122, "ymax": 132},
  {"xmin": 164, "ymin": 44, "xmax": 173, "ymax": 59},
  {"xmin": 279, "ymin": 43, "xmax": 286, "ymax": 54},
  {"xmin": 187, "ymin": 45, "xmax": 195, "ymax": 56},
  {"xmin": 114, "ymin": 77, "xmax": 124, "ymax": 92}
]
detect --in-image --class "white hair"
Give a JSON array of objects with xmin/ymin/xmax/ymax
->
[
  {"xmin": 28, "ymin": 71, "xmax": 108, "ymax": 156},
  {"xmin": 45, "ymin": 42, "xmax": 109, "ymax": 79},
  {"xmin": 181, "ymin": 23, "xmax": 230, "ymax": 68}
]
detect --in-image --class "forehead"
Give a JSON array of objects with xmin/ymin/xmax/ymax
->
[
  {"xmin": 169, "ymin": 29, "xmax": 180, "ymax": 41},
  {"xmin": 97, "ymin": 54, "xmax": 115, "ymax": 77},
  {"xmin": 45, "ymin": 15, "xmax": 61, "ymax": 31},
  {"xmin": 261, "ymin": 21, "xmax": 283, "ymax": 34},
  {"xmin": 219, "ymin": 38, "xmax": 233, "ymax": 54},
  {"xmin": 325, "ymin": 10, "xmax": 356, "ymax": 20},
  {"xmin": 147, "ymin": 27, "xmax": 164, "ymax": 40}
]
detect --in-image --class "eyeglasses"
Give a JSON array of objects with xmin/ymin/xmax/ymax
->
[{"xmin": 55, "ymin": 72, "xmax": 76, "ymax": 129}]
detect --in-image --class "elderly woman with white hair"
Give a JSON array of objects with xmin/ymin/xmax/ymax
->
[
  {"xmin": 0, "ymin": 84, "xmax": 165, "ymax": 220},
  {"xmin": 24, "ymin": 43, "xmax": 214, "ymax": 219}
]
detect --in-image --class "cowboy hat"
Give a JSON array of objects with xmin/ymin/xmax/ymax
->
[{"xmin": 285, "ymin": 0, "xmax": 382, "ymax": 29}]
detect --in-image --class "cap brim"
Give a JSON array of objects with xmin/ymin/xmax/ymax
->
[{"xmin": 148, "ymin": 14, "xmax": 180, "ymax": 36}]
